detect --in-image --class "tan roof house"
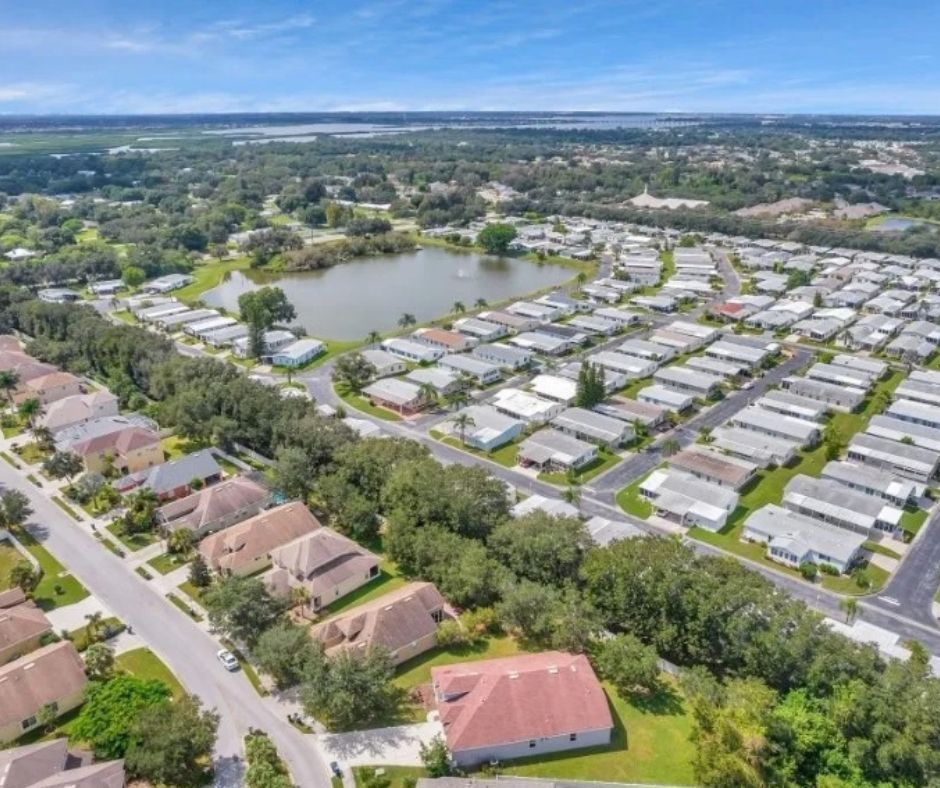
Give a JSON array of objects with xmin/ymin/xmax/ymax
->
[
  {"xmin": 0, "ymin": 601, "xmax": 53, "ymax": 665},
  {"xmin": 157, "ymin": 475, "xmax": 271, "ymax": 537},
  {"xmin": 264, "ymin": 527, "xmax": 380, "ymax": 612},
  {"xmin": 310, "ymin": 581, "xmax": 446, "ymax": 665},
  {"xmin": 0, "ymin": 738, "xmax": 125, "ymax": 788},
  {"xmin": 198, "ymin": 501, "xmax": 321, "ymax": 576},
  {"xmin": 14, "ymin": 372, "xmax": 83, "ymax": 406},
  {"xmin": 0, "ymin": 642, "xmax": 87, "ymax": 744},
  {"xmin": 39, "ymin": 391, "xmax": 120, "ymax": 434},
  {"xmin": 70, "ymin": 426, "xmax": 163, "ymax": 475},
  {"xmin": 432, "ymin": 651, "xmax": 613, "ymax": 767}
]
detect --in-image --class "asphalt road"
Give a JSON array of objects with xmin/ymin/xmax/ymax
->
[{"xmin": 0, "ymin": 463, "xmax": 330, "ymax": 788}]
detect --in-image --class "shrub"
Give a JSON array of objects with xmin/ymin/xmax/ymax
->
[
  {"xmin": 799, "ymin": 562, "xmax": 818, "ymax": 581},
  {"xmin": 434, "ymin": 619, "xmax": 468, "ymax": 648},
  {"xmin": 819, "ymin": 563, "xmax": 839, "ymax": 576}
]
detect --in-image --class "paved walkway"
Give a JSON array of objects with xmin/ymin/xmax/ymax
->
[{"xmin": 45, "ymin": 595, "xmax": 107, "ymax": 631}]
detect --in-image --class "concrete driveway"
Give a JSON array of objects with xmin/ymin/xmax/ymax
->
[{"xmin": 317, "ymin": 720, "xmax": 445, "ymax": 767}]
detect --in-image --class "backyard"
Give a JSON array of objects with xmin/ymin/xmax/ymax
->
[{"xmin": 0, "ymin": 539, "xmax": 22, "ymax": 588}]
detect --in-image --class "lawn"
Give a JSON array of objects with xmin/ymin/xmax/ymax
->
[
  {"xmin": 0, "ymin": 540, "xmax": 22, "ymax": 589},
  {"xmin": 105, "ymin": 521, "xmax": 159, "ymax": 551},
  {"xmin": 539, "ymin": 449, "xmax": 622, "ymax": 486},
  {"xmin": 174, "ymin": 257, "xmax": 251, "ymax": 303},
  {"xmin": 16, "ymin": 529, "xmax": 88, "ymax": 610},
  {"xmin": 14, "ymin": 442, "xmax": 50, "ymax": 465},
  {"xmin": 148, "ymin": 551, "xmax": 189, "ymax": 575},
  {"xmin": 395, "ymin": 634, "xmax": 523, "ymax": 693},
  {"xmin": 334, "ymin": 383, "xmax": 402, "ymax": 422},
  {"xmin": 274, "ymin": 337, "xmax": 362, "ymax": 373},
  {"xmin": 177, "ymin": 579, "xmax": 205, "ymax": 605},
  {"xmin": 320, "ymin": 560, "xmax": 407, "ymax": 618},
  {"xmin": 161, "ymin": 434, "xmax": 208, "ymax": 461},
  {"xmin": 617, "ymin": 376, "xmax": 654, "ymax": 400},
  {"xmin": 900, "ymin": 507, "xmax": 928, "ymax": 538},
  {"xmin": 616, "ymin": 465, "xmax": 664, "ymax": 518},
  {"xmin": 111, "ymin": 309, "xmax": 137, "ymax": 325},
  {"xmin": 353, "ymin": 766, "xmax": 426, "ymax": 788},
  {"xmin": 52, "ymin": 497, "xmax": 82, "ymax": 521},
  {"xmin": 116, "ymin": 647, "xmax": 185, "ymax": 699},
  {"xmin": 68, "ymin": 616, "xmax": 123, "ymax": 652},
  {"xmin": 498, "ymin": 679, "xmax": 695, "ymax": 786},
  {"xmin": 166, "ymin": 592, "xmax": 203, "ymax": 622},
  {"xmin": 439, "ymin": 435, "xmax": 519, "ymax": 468}
]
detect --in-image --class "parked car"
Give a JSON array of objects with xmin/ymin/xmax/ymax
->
[{"xmin": 217, "ymin": 649, "xmax": 239, "ymax": 671}]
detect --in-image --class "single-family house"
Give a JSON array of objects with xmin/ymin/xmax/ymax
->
[
  {"xmin": 414, "ymin": 328, "xmax": 478, "ymax": 354},
  {"xmin": 113, "ymin": 449, "xmax": 222, "ymax": 501},
  {"xmin": 552, "ymin": 407, "xmax": 634, "ymax": 448},
  {"xmin": 271, "ymin": 339, "xmax": 325, "ymax": 368},
  {"xmin": 311, "ymin": 582, "xmax": 446, "ymax": 666},
  {"xmin": 518, "ymin": 429, "xmax": 598, "ymax": 471},
  {"xmin": 781, "ymin": 376, "xmax": 866, "ymax": 413},
  {"xmin": 742, "ymin": 505, "xmax": 865, "ymax": 574},
  {"xmin": 783, "ymin": 475, "xmax": 902, "ymax": 536},
  {"xmin": 640, "ymin": 468, "xmax": 739, "ymax": 531},
  {"xmin": 381, "ymin": 338, "xmax": 444, "ymax": 364},
  {"xmin": 821, "ymin": 461, "xmax": 916, "ymax": 508},
  {"xmin": 529, "ymin": 374, "xmax": 578, "ymax": 405},
  {"xmin": 472, "ymin": 343, "xmax": 532, "ymax": 371},
  {"xmin": 710, "ymin": 426, "xmax": 800, "ymax": 467},
  {"xmin": 438, "ymin": 354, "xmax": 502, "ymax": 385},
  {"xmin": 14, "ymin": 371, "xmax": 83, "ymax": 406},
  {"xmin": 0, "ymin": 601, "xmax": 52, "ymax": 665},
  {"xmin": 446, "ymin": 405, "xmax": 523, "ymax": 451},
  {"xmin": 492, "ymin": 389, "xmax": 563, "ymax": 425},
  {"xmin": 199, "ymin": 501, "xmax": 322, "ymax": 576},
  {"xmin": 593, "ymin": 397, "xmax": 667, "ymax": 429},
  {"xmin": 755, "ymin": 390, "xmax": 828, "ymax": 422},
  {"xmin": 670, "ymin": 446, "xmax": 758, "ymax": 490},
  {"xmin": 0, "ymin": 739, "xmax": 124, "ymax": 787},
  {"xmin": 509, "ymin": 332, "xmax": 572, "ymax": 356},
  {"xmin": 847, "ymin": 433, "xmax": 940, "ymax": 483},
  {"xmin": 453, "ymin": 318, "xmax": 508, "ymax": 343},
  {"xmin": 142, "ymin": 273, "xmax": 194, "ymax": 293},
  {"xmin": 70, "ymin": 425, "xmax": 163, "ymax": 475},
  {"xmin": 362, "ymin": 378, "xmax": 432, "ymax": 415},
  {"xmin": 39, "ymin": 391, "xmax": 119, "ymax": 434},
  {"xmin": 361, "ymin": 349, "xmax": 407, "ymax": 379},
  {"xmin": 406, "ymin": 367, "xmax": 464, "ymax": 396},
  {"xmin": 730, "ymin": 406, "xmax": 820, "ymax": 446},
  {"xmin": 636, "ymin": 385, "xmax": 694, "ymax": 413},
  {"xmin": 867, "ymin": 414, "xmax": 940, "ymax": 453},
  {"xmin": 587, "ymin": 351, "xmax": 657, "ymax": 379},
  {"xmin": 0, "ymin": 642, "xmax": 87, "ymax": 744},
  {"xmin": 617, "ymin": 338, "xmax": 676, "ymax": 363},
  {"xmin": 653, "ymin": 366, "xmax": 722, "ymax": 398},
  {"xmin": 433, "ymin": 652, "xmax": 613, "ymax": 767},
  {"xmin": 157, "ymin": 475, "xmax": 271, "ymax": 537}
]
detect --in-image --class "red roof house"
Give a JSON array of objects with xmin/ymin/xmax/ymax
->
[{"xmin": 431, "ymin": 651, "xmax": 613, "ymax": 766}]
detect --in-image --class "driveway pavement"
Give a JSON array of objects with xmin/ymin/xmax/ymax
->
[{"xmin": 317, "ymin": 720, "xmax": 445, "ymax": 767}]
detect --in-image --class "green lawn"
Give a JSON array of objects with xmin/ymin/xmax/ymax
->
[
  {"xmin": 539, "ymin": 449, "xmax": 622, "ymax": 486},
  {"xmin": 616, "ymin": 465, "xmax": 664, "ymax": 518},
  {"xmin": 105, "ymin": 521, "xmax": 159, "ymax": 551},
  {"xmin": 68, "ymin": 616, "xmax": 123, "ymax": 652},
  {"xmin": 499, "ymin": 679, "xmax": 695, "ymax": 786},
  {"xmin": 161, "ymin": 434, "xmax": 209, "ymax": 461},
  {"xmin": 116, "ymin": 647, "xmax": 185, "ymax": 699},
  {"xmin": 148, "ymin": 551, "xmax": 189, "ymax": 575},
  {"xmin": 111, "ymin": 309, "xmax": 136, "ymax": 325},
  {"xmin": 174, "ymin": 257, "xmax": 251, "ymax": 303},
  {"xmin": 320, "ymin": 560, "xmax": 407, "ymax": 618},
  {"xmin": 15, "ymin": 530, "xmax": 88, "ymax": 610},
  {"xmin": 334, "ymin": 383, "xmax": 403, "ymax": 421},
  {"xmin": 15, "ymin": 442, "xmax": 50, "ymax": 465},
  {"xmin": 617, "ymin": 377, "xmax": 654, "ymax": 400},
  {"xmin": 52, "ymin": 497, "xmax": 81, "ymax": 520},
  {"xmin": 439, "ymin": 435, "xmax": 519, "ymax": 468},
  {"xmin": 353, "ymin": 766, "xmax": 426, "ymax": 788},
  {"xmin": 0, "ymin": 540, "xmax": 22, "ymax": 589},
  {"xmin": 274, "ymin": 338, "xmax": 363, "ymax": 373},
  {"xmin": 76, "ymin": 227, "xmax": 100, "ymax": 243},
  {"xmin": 900, "ymin": 507, "xmax": 928, "ymax": 538},
  {"xmin": 166, "ymin": 592, "xmax": 203, "ymax": 621}
]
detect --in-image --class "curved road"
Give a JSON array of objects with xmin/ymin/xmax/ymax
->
[{"xmin": 0, "ymin": 463, "xmax": 330, "ymax": 788}]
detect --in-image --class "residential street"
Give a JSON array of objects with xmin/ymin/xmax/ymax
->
[{"xmin": 0, "ymin": 462, "xmax": 331, "ymax": 788}]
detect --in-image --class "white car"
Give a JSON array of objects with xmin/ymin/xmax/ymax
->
[{"xmin": 217, "ymin": 649, "xmax": 239, "ymax": 672}]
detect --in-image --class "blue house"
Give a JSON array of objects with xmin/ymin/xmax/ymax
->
[{"xmin": 271, "ymin": 339, "xmax": 326, "ymax": 368}]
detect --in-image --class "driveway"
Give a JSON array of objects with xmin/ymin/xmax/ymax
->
[
  {"xmin": 45, "ymin": 595, "xmax": 107, "ymax": 631},
  {"xmin": 317, "ymin": 720, "xmax": 445, "ymax": 767}
]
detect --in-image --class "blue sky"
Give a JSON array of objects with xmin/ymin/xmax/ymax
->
[{"xmin": 2, "ymin": 0, "xmax": 939, "ymax": 115}]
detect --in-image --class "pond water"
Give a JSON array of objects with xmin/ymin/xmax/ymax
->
[{"xmin": 201, "ymin": 247, "xmax": 573, "ymax": 340}]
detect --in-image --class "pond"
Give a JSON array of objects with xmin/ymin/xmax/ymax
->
[{"xmin": 202, "ymin": 246, "xmax": 574, "ymax": 340}]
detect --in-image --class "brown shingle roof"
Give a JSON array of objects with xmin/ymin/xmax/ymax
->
[
  {"xmin": 0, "ymin": 603, "xmax": 52, "ymax": 655},
  {"xmin": 198, "ymin": 501, "xmax": 321, "ymax": 573},
  {"xmin": 0, "ymin": 588, "xmax": 27, "ymax": 609},
  {"xmin": 23, "ymin": 372, "xmax": 80, "ymax": 394},
  {"xmin": 311, "ymin": 581, "xmax": 444, "ymax": 658},
  {"xmin": 433, "ymin": 652, "xmax": 612, "ymax": 753},
  {"xmin": 71, "ymin": 426, "xmax": 160, "ymax": 458},
  {"xmin": 0, "ymin": 738, "xmax": 69, "ymax": 787},
  {"xmin": 158, "ymin": 475, "xmax": 270, "ymax": 533},
  {"xmin": 0, "ymin": 642, "xmax": 87, "ymax": 731},
  {"xmin": 266, "ymin": 528, "xmax": 378, "ymax": 598}
]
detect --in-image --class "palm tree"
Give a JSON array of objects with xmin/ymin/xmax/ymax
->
[
  {"xmin": 452, "ymin": 301, "xmax": 466, "ymax": 314},
  {"xmin": 84, "ymin": 611, "xmax": 106, "ymax": 644},
  {"xmin": 32, "ymin": 425, "xmax": 54, "ymax": 452},
  {"xmin": 661, "ymin": 437, "xmax": 681, "ymax": 457},
  {"xmin": 290, "ymin": 586, "xmax": 311, "ymax": 618},
  {"xmin": 398, "ymin": 313, "xmax": 416, "ymax": 329},
  {"xmin": 699, "ymin": 426, "xmax": 713, "ymax": 444},
  {"xmin": 562, "ymin": 485, "xmax": 581, "ymax": 505},
  {"xmin": 474, "ymin": 298, "xmax": 488, "ymax": 309},
  {"xmin": 0, "ymin": 370, "xmax": 19, "ymax": 406},
  {"xmin": 17, "ymin": 398, "xmax": 41, "ymax": 429},
  {"xmin": 450, "ymin": 413, "xmax": 476, "ymax": 445},
  {"xmin": 417, "ymin": 382, "xmax": 438, "ymax": 408},
  {"xmin": 445, "ymin": 389, "xmax": 470, "ymax": 411},
  {"xmin": 575, "ymin": 271, "xmax": 588, "ymax": 292},
  {"xmin": 840, "ymin": 597, "xmax": 859, "ymax": 625},
  {"xmin": 365, "ymin": 330, "xmax": 382, "ymax": 346}
]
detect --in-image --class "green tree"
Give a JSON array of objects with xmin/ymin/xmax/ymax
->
[
  {"xmin": 188, "ymin": 553, "xmax": 212, "ymax": 588},
  {"xmin": 167, "ymin": 528, "xmax": 194, "ymax": 555},
  {"xmin": 840, "ymin": 597, "xmax": 859, "ymax": 624},
  {"xmin": 661, "ymin": 437, "xmax": 681, "ymax": 457},
  {"xmin": 17, "ymin": 397, "xmax": 41, "ymax": 428},
  {"xmin": 452, "ymin": 301, "xmax": 466, "ymax": 314},
  {"xmin": 0, "ymin": 369, "xmax": 19, "ymax": 405},
  {"xmin": 83, "ymin": 611, "xmax": 106, "ymax": 645},
  {"xmin": 10, "ymin": 560, "xmax": 40, "ymax": 593},
  {"xmin": 489, "ymin": 511, "xmax": 590, "ymax": 586},
  {"xmin": 72, "ymin": 675, "xmax": 171, "ymax": 759},
  {"xmin": 273, "ymin": 445, "xmax": 314, "ymax": 501},
  {"xmin": 420, "ymin": 735, "xmax": 452, "ymax": 777},
  {"xmin": 594, "ymin": 633, "xmax": 661, "ymax": 697},
  {"xmin": 575, "ymin": 363, "xmax": 606, "ymax": 408},
  {"xmin": 474, "ymin": 297, "xmax": 488, "ymax": 309},
  {"xmin": 477, "ymin": 223, "xmax": 517, "ymax": 255},
  {"xmin": 238, "ymin": 286, "xmax": 297, "ymax": 359},
  {"xmin": 125, "ymin": 694, "xmax": 219, "ymax": 788},
  {"xmin": 299, "ymin": 647, "xmax": 399, "ymax": 731},
  {"xmin": 332, "ymin": 352, "xmax": 376, "ymax": 394},
  {"xmin": 449, "ymin": 412, "xmax": 475, "ymax": 446},
  {"xmin": 202, "ymin": 576, "xmax": 288, "ymax": 647},
  {"xmin": 1, "ymin": 490, "xmax": 33, "ymax": 529},
  {"xmin": 121, "ymin": 266, "xmax": 146, "ymax": 288},
  {"xmin": 253, "ymin": 624, "xmax": 322, "ymax": 690},
  {"xmin": 366, "ymin": 330, "xmax": 382, "ymax": 346},
  {"xmin": 398, "ymin": 312, "xmax": 417, "ymax": 329},
  {"xmin": 444, "ymin": 388, "xmax": 470, "ymax": 411},
  {"xmin": 43, "ymin": 451, "xmax": 83, "ymax": 485},
  {"xmin": 84, "ymin": 642, "xmax": 115, "ymax": 682}
]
